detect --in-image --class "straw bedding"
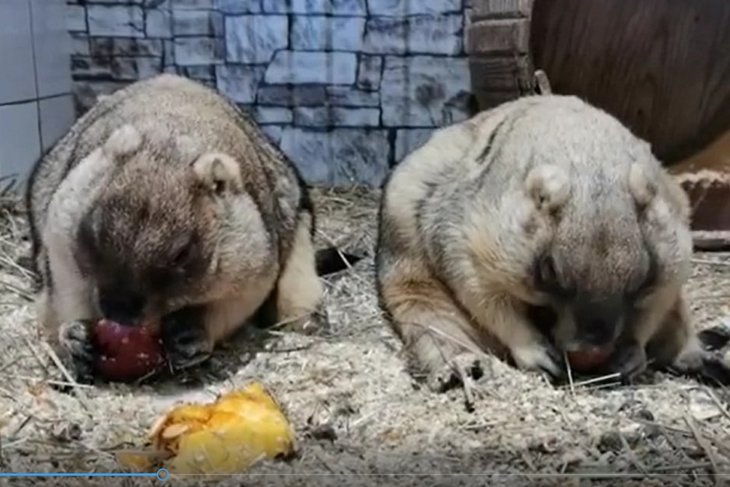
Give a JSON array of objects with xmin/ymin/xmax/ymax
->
[{"xmin": 1, "ymin": 186, "xmax": 729, "ymax": 486}]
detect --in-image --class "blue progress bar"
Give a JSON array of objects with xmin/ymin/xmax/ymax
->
[{"xmin": 0, "ymin": 468, "xmax": 169, "ymax": 481}]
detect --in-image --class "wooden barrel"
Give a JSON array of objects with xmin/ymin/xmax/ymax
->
[
  {"xmin": 467, "ymin": 0, "xmax": 730, "ymax": 166},
  {"xmin": 467, "ymin": 0, "xmax": 730, "ymax": 235}
]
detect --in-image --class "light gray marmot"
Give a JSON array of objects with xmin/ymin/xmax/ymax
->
[
  {"xmin": 376, "ymin": 94, "xmax": 730, "ymax": 391},
  {"xmin": 25, "ymin": 74, "xmax": 325, "ymax": 383}
]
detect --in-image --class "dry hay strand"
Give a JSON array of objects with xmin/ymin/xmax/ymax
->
[{"xmin": 0, "ymin": 188, "xmax": 728, "ymax": 486}]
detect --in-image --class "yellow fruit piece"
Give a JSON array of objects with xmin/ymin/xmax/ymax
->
[{"xmin": 148, "ymin": 382, "xmax": 296, "ymax": 474}]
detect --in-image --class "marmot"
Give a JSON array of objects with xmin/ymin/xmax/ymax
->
[
  {"xmin": 25, "ymin": 74, "xmax": 324, "ymax": 382},
  {"xmin": 376, "ymin": 94, "xmax": 725, "ymax": 391}
]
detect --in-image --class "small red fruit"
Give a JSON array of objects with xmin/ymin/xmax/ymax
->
[
  {"xmin": 92, "ymin": 319, "xmax": 166, "ymax": 382},
  {"xmin": 566, "ymin": 346, "xmax": 613, "ymax": 374}
]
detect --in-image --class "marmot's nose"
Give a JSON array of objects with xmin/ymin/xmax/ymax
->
[
  {"xmin": 573, "ymin": 293, "xmax": 624, "ymax": 346},
  {"xmin": 579, "ymin": 321, "xmax": 615, "ymax": 346},
  {"xmin": 98, "ymin": 292, "xmax": 145, "ymax": 326}
]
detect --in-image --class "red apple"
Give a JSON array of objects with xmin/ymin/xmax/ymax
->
[
  {"xmin": 92, "ymin": 319, "xmax": 166, "ymax": 382},
  {"xmin": 566, "ymin": 346, "xmax": 613, "ymax": 374}
]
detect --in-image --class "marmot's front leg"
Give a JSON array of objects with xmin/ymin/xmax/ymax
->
[
  {"xmin": 599, "ymin": 289, "xmax": 690, "ymax": 383},
  {"xmin": 378, "ymin": 252, "xmax": 498, "ymax": 392},
  {"xmin": 466, "ymin": 294, "xmax": 565, "ymax": 380},
  {"xmin": 275, "ymin": 212, "xmax": 323, "ymax": 328},
  {"xmin": 41, "ymin": 244, "xmax": 97, "ymax": 383},
  {"xmin": 644, "ymin": 291, "xmax": 730, "ymax": 385}
]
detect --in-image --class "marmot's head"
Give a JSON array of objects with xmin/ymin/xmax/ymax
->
[
  {"xmin": 74, "ymin": 125, "xmax": 275, "ymax": 327},
  {"xmin": 524, "ymin": 154, "xmax": 692, "ymax": 353}
]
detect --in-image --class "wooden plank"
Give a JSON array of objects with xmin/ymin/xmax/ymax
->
[
  {"xmin": 472, "ymin": 0, "xmax": 533, "ymax": 20},
  {"xmin": 530, "ymin": 0, "xmax": 730, "ymax": 165},
  {"xmin": 468, "ymin": 55, "xmax": 532, "ymax": 91},
  {"xmin": 466, "ymin": 18, "xmax": 531, "ymax": 55},
  {"xmin": 693, "ymin": 231, "xmax": 730, "ymax": 252}
]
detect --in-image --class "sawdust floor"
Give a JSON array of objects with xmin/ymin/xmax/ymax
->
[{"xmin": 1, "ymin": 188, "xmax": 730, "ymax": 487}]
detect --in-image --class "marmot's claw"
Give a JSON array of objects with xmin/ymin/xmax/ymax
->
[
  {"xmin": 427, "ymin": 352, "xmax": 485, "ymax": 393},
  {"xmin": 605, "ymin": 341, "xmax": 647, "ymax": 384},
  {"xmin": 511, "ymin": 340, "xmax": 565, "ymax": 380},
  {"xmin": 58, "ymin": 319, "xmax": 95, "ymax": 384}
]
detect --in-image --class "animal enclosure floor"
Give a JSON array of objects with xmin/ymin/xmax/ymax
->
[{"xmin": 1, "ymin": 188, "xmax": 730, "ymax": 486}]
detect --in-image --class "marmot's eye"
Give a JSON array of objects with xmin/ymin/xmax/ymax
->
[
  {"xmin": 536, "ymin": 255, "xmax": 558, "ymax": 287},
  {"xmin": 535, "ymin": 254, "xmax": 573, "ymax": 298},
  {"xmin": 171, "ymin": 245, "xmax": 191, "ymax": 267}
]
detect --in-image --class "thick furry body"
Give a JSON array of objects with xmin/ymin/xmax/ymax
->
[
  {"xmin": 26, "ymin": 74, "xmax": 323, "ymax": 381},
  {"xmin": 376, "ymin": 95, "xmax": 703, "ymax": 390}
]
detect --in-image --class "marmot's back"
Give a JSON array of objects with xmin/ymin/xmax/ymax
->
[
  {"xmin": 27, "ymin": 74, "xmax": 293, "ymax": 250},
  {"xmin": 60, "ymin": 74, "xmax": 268, "ymax": 171}
]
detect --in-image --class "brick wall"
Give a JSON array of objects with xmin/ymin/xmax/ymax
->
[{"xmin": 67, "ymin": 0, "xmax": 477, "ymax": 187}]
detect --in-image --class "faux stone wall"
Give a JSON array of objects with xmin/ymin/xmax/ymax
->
[{"xmin": 67, "ymin": 0, "xmax": 477, "ymax": 187}]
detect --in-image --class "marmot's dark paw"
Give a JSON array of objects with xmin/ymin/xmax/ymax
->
[
  {"xmin": 58, "ymin": 319, "xmax": 95, "ymax": 384},
  {"xmin": 604, "ymin": 341, "xmax": 647, "ymax": 385},
  {"xmin": 427, "ymin": 352, "xmax": 485, "ymax": 393},
  {"xmin": 161, "ymin": 307, "xmax": 212, "ymax": 371}
]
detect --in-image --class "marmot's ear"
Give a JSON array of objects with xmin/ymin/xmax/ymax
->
[
  {"xmin": 102, "ymin": 124, "xmax": 142, "ymax": 160},
  {"xmin": 192, "ymin": 152, "xmax": 243, "ymax": 195},
  {"xmin": 628, "ymin": 162, "xmax": 657, "ymax": 210},
  {"xmin": 525, "ymin": 164, "xmax": 570, "ymax": 212}
]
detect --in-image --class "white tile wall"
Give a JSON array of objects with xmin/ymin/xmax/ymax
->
[
  {"xmin": 0, "ymin": 0, "xmax": 74, "ymax": 187},
  {"xmin": 0, "ymin": 0, "xmax": 37, "ymax": 104},
  {"xmin": 0, "ymin": 102, "xmax": 41, "ymax": 184},
  {"xmin": 39, "ymin": 94, "xmax": 74, "ymax": 151},
  {"xmin": 31, "ymin": 0, "xmax": 72, "ymax": 98}
]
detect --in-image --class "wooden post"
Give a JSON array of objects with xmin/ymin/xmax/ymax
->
[{"xmin": 466, "ymin": 0, "xmax": 536, "ymax": 110}]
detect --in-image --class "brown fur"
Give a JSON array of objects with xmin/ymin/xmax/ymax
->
[
  {"xmin": 376, "ymin": 95, "xmax": 702, "ymax": 391},
  {"xmin": 25, "ymin": 74, "xmax": 323, "ymax": 381}
]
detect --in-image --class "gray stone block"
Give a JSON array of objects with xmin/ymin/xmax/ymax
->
[
  {"xmin": 81, "ymin": 0, "xmax": 143, "ymax": 3},
  {"xmin": 173, "ymin": 8, "xmax": 223, "ymax": 36},
  {"xmin": 146, "ymin": 8, "xmax": 173, "ymax": 38},
  {"xmin": 395, "ymin": 128, "xmax": 433, "ymax": 162},
  {"xmin": 89, "ymin": 38, "xmax": 164, "ymax": 58},
  {"xmin": 87, "ymin": 5, "xmax": 145, "ymax": 38},
  {"xmin": 265, "ymin": 51, "xmax": 357, "ymax": 84},
  {"xmin": 280, "ymin": 128, "xmax": 390, "ymax": 186},
  {"xmin": 381, "ymin": 55, "xmax": 470, "ymax": 127},
  {"xmin": 262, "ymin": 0, "xmax": 366, "ymax": 15},
  {"xmin": 357, "ymin": 55, "xmax": 382, "ymax": 91},
  {"xmin": 215, "ymin": 64, "xmax": 266, "ymax": 103},
  {"xmin": 179, "ymin": 65, "xmax": 216, "ymax": 81},
  {"xmin": 66, "ymin": 5, "xmax": 87, "ymax": 32},
  {"xmin": 368, "ymin": 0, "xmax": 461, "ymax": 15},
  {"xmin": 163, "ymin": 40, "xmax": 175, "ymax": 66},
  {"xmin": 225, "ymin": 15, "xmax": 288, "ymax": 63},
  {"xmin": 255, "ymin": 106, "xmax": 293, "ymax": 124},
  {"xmin": 171, "ymin": 0, "xmax": 216, "ymax": 8},
  {"xmin": 71, "ymin": 56, "xmax": 162, "ymax": 81},
  {"xmin": 173, "ymin": 37, "xmax": 224, "ymax": 65},
  {"xmin": 294, "ymin": 107, "xmax": 380, "ymax": 127},
  {"xmin": 73, "ymin": 80, "xmax": 129, "ymax": 114},
  {"xmin": 257, "ymin": 85, "xmax": 327, "ymax": 106},
  {"xmin": 291, "ymin": 16, "xmax": 365, "ymax": 51},
  {"xmin": 70, "ymin": 34, "xmax": 90, "ymax": 57},
  {"xmin": 261, "ymin": 125, "xmax": 283, "ymax": 145},
  {"xmin": 215, "ymin": 0, "xmax": 262, "ymax": 13},
  {"xmin": 364, "ymin": 14, "xmax": 463, "ymax": 55},
  {"xmin": 326, "ymin": 86, "xmax": 379, "ymax": 107}
]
